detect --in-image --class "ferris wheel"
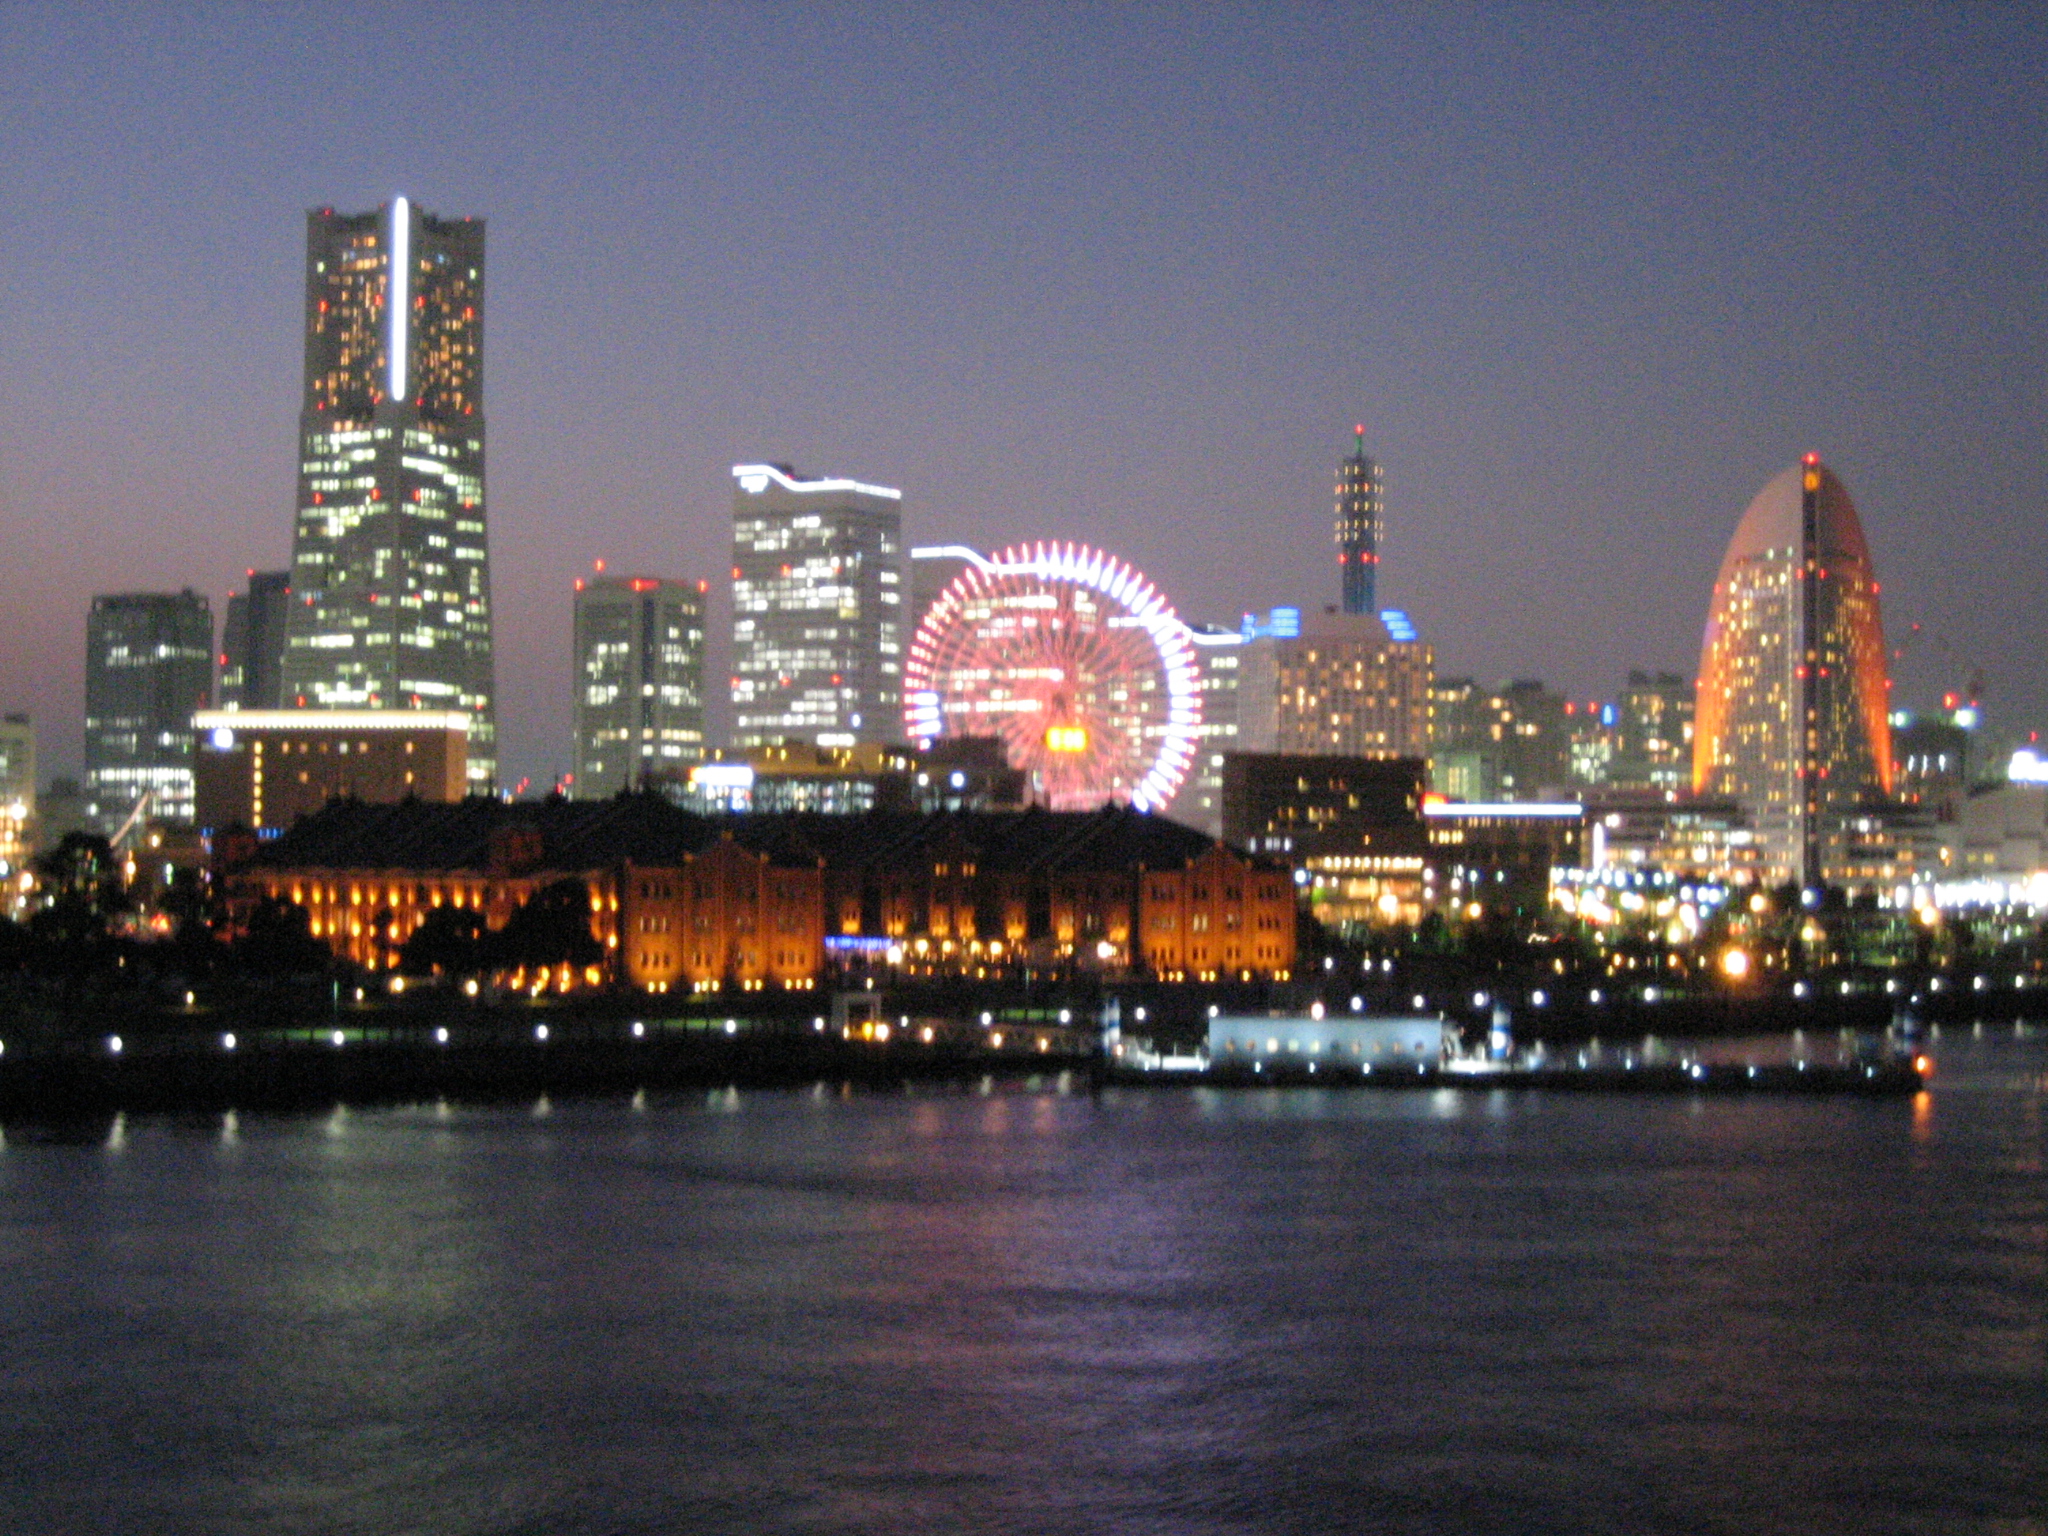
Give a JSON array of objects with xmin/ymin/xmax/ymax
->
[{"xmin": 904, "ymin": 542, "xmax": 1202, "ymax": 812}]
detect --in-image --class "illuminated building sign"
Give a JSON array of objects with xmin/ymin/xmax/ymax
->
[{"xmin": 1240, "ymin": 607, "xmax": 1302, "ymax": 640}]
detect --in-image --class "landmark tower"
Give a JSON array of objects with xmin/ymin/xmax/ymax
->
[
  {"xmin": 1336, "ymin": 426, "xmax": 1384, "ymax": 616},
  {"xmin": 280, "ymin": 198, "xmax": 496, "ymax": 789}
]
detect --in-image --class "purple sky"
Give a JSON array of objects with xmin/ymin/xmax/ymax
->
[{"xmin": 4, "ymin": 4, "xmax": 2044, "ymax": 790}]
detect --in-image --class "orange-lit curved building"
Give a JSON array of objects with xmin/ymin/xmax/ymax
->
[{"xmin": 1694, "ymin": 458, "xmax": 1890, "ymax": 886}]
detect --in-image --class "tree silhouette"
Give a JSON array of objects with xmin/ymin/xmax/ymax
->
[
  {"xmin": 233, "ymin": 896, "xmax": 333, "ymax": 976},
  {"xmin": 489, "ymin": 879, "xmax": 602, "ymax": 973},
  {"xmin": 400, "ymin": 903, "xmax": 489, "ymax": 977}
]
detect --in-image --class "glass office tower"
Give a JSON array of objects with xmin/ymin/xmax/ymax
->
[
  {"xmin": 281, "ymin": 197, "xmax": 496, "ymax": 789},
  {"xmin": 730, "ymin": 462, "xmax": 904, "ymax": 749},
  {"xmin": 84, "ymin": 590, "xmax": 214, "ymax": 827},
  {"xmin": 220, "ymin": 569, "xmax": 292, "ymax": 711},
  {"xmin": 572, "ymin": 576, "xmax": 708, "ymax": 796}
]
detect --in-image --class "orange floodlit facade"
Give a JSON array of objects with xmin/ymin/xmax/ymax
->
[
  {"xmin": 1694, "ymin": 459, "xmax": 1891, "ymax": 885},
  {"xmin": 229, "ymin": 797, "xmax": 1296, "ymax": 989}
]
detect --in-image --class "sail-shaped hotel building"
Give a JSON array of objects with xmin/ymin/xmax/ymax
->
[{"xmin": 1693, "ymin": 456, "xmax": 1892, "ymax": 888}]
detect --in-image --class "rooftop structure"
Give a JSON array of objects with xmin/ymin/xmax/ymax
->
[{"xmin": 1336, "ymin": 425, "xmax": 1384, "ymax": 616}]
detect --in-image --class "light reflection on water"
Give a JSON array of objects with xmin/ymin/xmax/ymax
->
[{"xmin": 0, "ymin": 1031, "xmax": 2041, "ymax": 1535}]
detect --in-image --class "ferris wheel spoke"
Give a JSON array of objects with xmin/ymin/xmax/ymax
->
[{"xmin": 904, "ymin": 543, "xmax": 1202, "ymax": 810}]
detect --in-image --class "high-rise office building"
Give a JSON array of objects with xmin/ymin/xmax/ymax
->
[
  {"xmin": 1695, "ymin": 456, "xmax": 1891, "ymax": 887},
  {"xmin": 0, "ymin": 714, "xmax": 33, "ymax": 876},
  {"xmin": 220, "ymin": 569, "xmax": 292, "ymax": 711},
  {"xmin": 1336, "ymin": 426, "xmax": 1385, "ymax": 617},
  {"xmin": 1167, "ymin": 624, "xmax": 1248, "ymax": 837},
  {"xmin": 1891, "ymin": 707, "xmax": 1973, "ymax": 822},
  {"xmin": 1430, "ymin": 676, "xmax": 1571, "ymax": 801},
  {"xmin": 1238, "ymin": 608, "xmax": 1432, "ymax": 761},
  {"xmin": 573, "ymin": 575, "xmax": 708, "ymax": 796},
  {"xmin": 731, "ymin": 462, "xmax": 904, "ymax": 749},
  {"xmin": 84, "ymin": 590, "xmax": 214, "ymax": 827},
  {"xmin": 1611, "ymin": 671, "xmax": 1694, "ymax": 794},
  {"xmin": 910, "ymin": 546, "xmax": 977, "ymax": 642},
  {"xmin": 281, "ymin": 197, "xmax": 495, "ymax": 789}
]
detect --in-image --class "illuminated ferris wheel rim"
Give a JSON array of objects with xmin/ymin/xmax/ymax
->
[{"xmin": 904, "ymin": 542, "xmax": 1203, "ymax": 812}]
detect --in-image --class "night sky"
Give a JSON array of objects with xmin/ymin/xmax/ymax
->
[{"xmin": 5, "ymin": 4, "xmax": 2043, "ymax": 791}]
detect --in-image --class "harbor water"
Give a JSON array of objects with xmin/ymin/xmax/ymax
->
[{"xmin": 1, "ymin": 1028, "xmax": 2043, "ymax": 1534}]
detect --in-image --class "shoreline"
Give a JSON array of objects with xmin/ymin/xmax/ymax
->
[
  {"xmin": 1, "ymin": 976, "xmax": 2036, "ymax": 1119},
  {"xmin": 0, "ymin": 1009, "xmax": 2004, "ymax": 1121}
]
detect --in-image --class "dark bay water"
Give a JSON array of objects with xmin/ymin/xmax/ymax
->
[{"xmin": 2, "ymin": 1031, "xmax": 2043, "ymax": 1536}]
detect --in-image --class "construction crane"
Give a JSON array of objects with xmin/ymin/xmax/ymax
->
[
  {"xmin": 1892, "ymin": 622, "xmax": 1986, "ymax": 713},
  {"xmin": 108, "ymin": 789, "xmax": 155, "ymax": 850}
]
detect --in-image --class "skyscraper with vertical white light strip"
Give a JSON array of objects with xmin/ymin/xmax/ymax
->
[
  {"xmin": 731, "ymin": 463, "xmax": 904, "ymax": 749},
  {"xmin": 281, "ymin": 198, "xmax": 496, "ymax": 790}
]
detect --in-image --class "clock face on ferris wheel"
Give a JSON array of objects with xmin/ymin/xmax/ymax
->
[{"xmin": 903, "ymin": 542, "xmax": 1202, "ymax": 812}]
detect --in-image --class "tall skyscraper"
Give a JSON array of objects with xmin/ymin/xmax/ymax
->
[
  {"xmin": 84, "ymin": 590, "xmax": 214, "ymax": 827},
  {"xmin": 0, "ymin": 714, "xmax": 33, "ymax": 876},
  {"xmin": 220, "ymin": 569, "xmax": 292, "ymax": 711},
  {"xmin": 1336, "ymin": 426, "xmax": 1384, "ymax": 616},
  {"xmin": 281, "ymin": 197, "xmax": 495, "ymax": 790},
  {"xmin": 573, "ymin": 575, "xmax": 708, "ymax": 796},
  {"xmin": 1695, "ymin": 456, "xmax": 1891, "ymax": 887},
  {"xmin": 1166, "ymin": 623, "xmax": 1248, "ymax": 836},
  {"xmin": 731, "ymin": 462, "xmax": 904, "ymax": 749}
]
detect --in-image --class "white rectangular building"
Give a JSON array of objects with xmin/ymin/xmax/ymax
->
[{"xmin": 731, "ymin": 463, "xmax": 904, "ymax": 749}]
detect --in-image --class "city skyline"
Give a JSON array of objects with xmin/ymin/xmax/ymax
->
[{"xmin": 4, "ymin": 8, "xmax": 2044, "ymax": 793}]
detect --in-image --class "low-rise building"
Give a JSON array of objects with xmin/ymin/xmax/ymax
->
[
  {"xmin": 1424, "ymin": 799, "xmax": 1585, "ymax": 919},
  {"xmin": 227, "ymin": 796, "xmax": 1296, "ymax": 989},
  {"xmin": 1953, "ymin": 782, "xmax": 2048, "ymax": 880},
  {"xmin": 667, "ymin": 738, "xmax": 1026, "ymax": 817},
  {"xmin": 0, "ymin": 713, "xmax": 33, "ymax": 876},
  {"xmin": 1583, "ymin": 791, "xmax": 1765, "ymax": 883},
  {"xmin": 1220, "ymin": 750, "xmax": 1584, "ymax": 927},
  {"xmin": 1222, "ymin": 751, "xmax": 1430, "ymax": 927},
  {"xmin": 1208, "ymin": 1012, "xmax": 1445, "ymax": 1069},
  {"xmin": 193, "ymin": 710, "xmax": 471, "ymax": 832}
]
